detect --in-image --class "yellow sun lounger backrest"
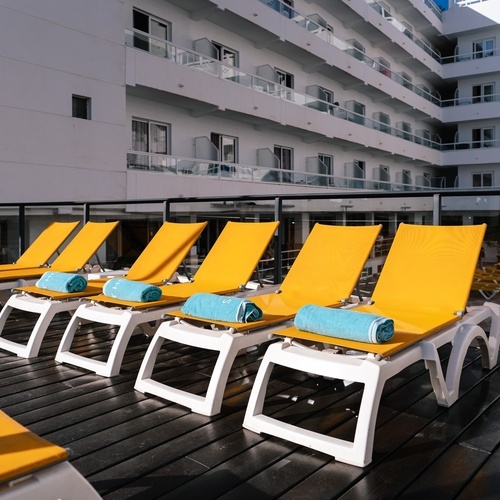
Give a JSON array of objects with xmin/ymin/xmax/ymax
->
[
  {"xmin": 0, "ymin": 410, "xmax": 68, "ymax": 483},
  {"xmin": 191, "ymin": 221, "xmax": 279, "ymax": 290},
  {"xmin": 372, "ymin": 223, "xmax": 487, "ymax": 315},
  {"xmin": 279, "ymin": 223, "xmax": 381, "ymax": 305},
  {"xmin": 8, "ymin": 221, "xmax": 80, "ymax": 269},
  {"xmin": 49, "ymin": 221, "xmax": 119, "ymax": 272},
  {"xmin": 124, "ymin": 221, "xmax": 207, "ymax": 283}
]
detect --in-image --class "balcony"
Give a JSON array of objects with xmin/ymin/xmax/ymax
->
[{"xmin": 125, "ymin": 31, "xmax": 443, "ymax": 164}]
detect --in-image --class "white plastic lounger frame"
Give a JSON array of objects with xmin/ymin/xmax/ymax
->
[
  {"xmin": 1, "ymin": 460, "xmax": 101, "ymax": 500},
  {"xmin": 135, "ymin": 317, "xmax": 289, "ymax": 416},
  {"xmin": 134, "ymin": 224, "xmax": 382, "ymax": 416},
  {"xmin": 0, "ymin": 294, "xmax": 88, "ymax": 358},
  {"xmin": 56, "ymin": 302, "xmax": 177, "ymax": 377},
  {"xmin": 243, "ymin": 304, "xmax": 499, "ymax": 467},
  {"xmin": 243, "ymin": 223, "xmax": 499, "ymax": 467},
  {"xmin": 0, "ymin": 410, "xmax": 101, "ymax": 500},
  {"xmin": 55, "ymin": 221, "xmax": 279, "ymax": 377},
  {"xmin": 0, "ymin": 221, "xmax": 206, "ymax": 359}
]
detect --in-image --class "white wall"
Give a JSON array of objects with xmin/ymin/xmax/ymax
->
[{"xmin": 0, "ymin": 0, "xmax": 128, "ymax": 202}]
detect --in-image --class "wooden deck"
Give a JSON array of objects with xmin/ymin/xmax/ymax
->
[{"xmin": 1, "ymin": 290, "xmax": 499, "ymax": 499}]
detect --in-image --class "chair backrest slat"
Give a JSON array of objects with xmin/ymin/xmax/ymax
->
[
  {"xmin": 192, "ymin": 221, "xmax": 279, "ymax": 289},
  {"xmin": 14, "ymin": 221, "xmax": 80, "ymax": 268},
  {"xmin": 279, "ymin": 223, "xmax": 381, "ymax": 304},
  {"xmin": 125, "ymin": 221, "xmax": 207, "ymax": 283},
  {"xmin": 372, "ymin": 223, "xmax": 486, "ymax": 314},
  {"xmin": 50, "ymin": 221, "xmax": 119, "ymax": 272}
]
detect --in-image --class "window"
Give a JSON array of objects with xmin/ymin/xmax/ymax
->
[
  {"xmin": 346, "ymin": 39, "xmax": 365, "ymax": 61},
  {"xmin": 473, "ymin": 84, "xmax": 494, "ymax": 103},
  {"xmin": 472, "ymin": 127, "xmax": 494, "ymax": 148},
  {"xmin": 133, "ymin": 9, "xmax": 170, "ymax": 57},
  {"xmin": 416, "ymin": 129, "xmax": 431, "ymax": 146},
  {"xmin": 275, "ymin": 68, "xmax": 294, "ymax": 89},
  {"xmin": 345, "ymin": 160, "xmax": 365, "ymax": 189},
  {"xmin": 375, "ymin": 57, "xmax": 390, "ymax": 77},
  {"xmin": 374, "ymin": 112, "xmax": 390, "ymax": 133},
  {"xmin": 473, "ymin": 172, "xmax": 493, "ymax": 188},
  {"xmin": 376, "ymin": 165, "xmax": 391, "ymax": 190},
  {"xmin": 211, "ymin": 133, "xmax": 238, "ymax": 163},
  {"xmin": 282, "ymin": 0, "xmax": 294, "ymax": 18},
  {"xmin": 345, "ymin": 101, "xmax": 365, "ymax": 125},
  {"xmin": 319, "ymin": 86, "xmax": 335, "ymax": 114},
  {"xmin": 274, "ymin": 145, "xmax": 293, "ymax": 183},
  {"xmin": 402, "ymin": 169, "xmax": 412, "ymax": 188},
  {"xmin": 318, "ymin": 153, "xmax": 334, "ymax": 185},
  {"xmin": 212, "ymin": 42, "xmax": 239, "ymax": 67},
  {"xmin": 130, "ymin": 119, "xmax": 169, "ymax": 169},
  {"xmin": 72, "ymin": 95, "xmax": 91, "ymax": 119},
  {"xmin": 473, "ymin": 38, "xmax": 495, "ymax": 59},
  {"xmin": 398, "ymin": 72, "xmax": 412, "ymax": 89},
  {"xmin": 396, "ymin": 121, "xmax": 412, "ymax": 141}
]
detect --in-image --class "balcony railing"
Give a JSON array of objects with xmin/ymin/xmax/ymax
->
[
  {"xmin": 127, "ymin": 153, "xmax": 454, "ymax": 190},
  {"xmin": 365, "ymin": 1, "xmax": 442, "ymax": 54},
  {"xmin": 263, "ymin": 0, "xmax": 442, "ymax": 59},
  {"xmin": 125, "ymin": 30, "xmax": 444, "ymax": 151},
  {"xmin": 451, "ymin": 0, "xmax": 490, "ymax": 7},
  {"xmin": 442, "ymin": 46, "xmax": 500, "ymax": 64},
  {"xmin": 257, "ymin": 0, "xmax": 441, "ymax": 103},
  {"xmin": 2, "ymin": 189, "xmax": 499, "ymax": 283},
  {"xmin": 442, "ymin": 92, "xmax": 500, "ymax": 107},
  {"xmin": 442, "ymin": 139, "xmax": 500, "ymax": 150}
]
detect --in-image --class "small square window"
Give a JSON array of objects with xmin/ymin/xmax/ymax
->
[{"xmin": 72, "ymin": 95, "xmax": 91, "ymax": 119}]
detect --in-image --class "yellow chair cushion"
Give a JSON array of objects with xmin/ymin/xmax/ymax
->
[{"xmin": 0, "ymin": 411, "xmax": 68, "ymax": 483}]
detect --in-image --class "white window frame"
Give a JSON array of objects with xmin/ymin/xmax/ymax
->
[
  {"xmin": 473, "ymin": 38, "xmax": 495, "ymax": 59},
  {"xmin": 472, "ymin": 171, "xmax": 493, "ymax": 188}
]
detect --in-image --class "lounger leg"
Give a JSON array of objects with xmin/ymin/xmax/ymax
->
[
  {"xmin": 135, "ymin": 319, "xmax": 272, "ymax": 416},
  {"xmin": 422, "ymin": 306, "xmax": 497, "ymax": 407},
  {"xmin": 0, "ymin": 294, "xmax": 78, "ymax": 358},
  {"xmin": 484, "ymin": 301, "xmax": 500, "ymax": 367},
  {"xmin": 243, "ymin": 341, "xmax": 401, "ymax": 467},
  {"xmin": 56, "ymin": 303, "xmax": 165, "ymax": 377}
]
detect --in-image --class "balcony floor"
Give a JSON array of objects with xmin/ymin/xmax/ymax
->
[{"xmin": 0, "ymin": 289, "xmax": 499, "ymax": 499}]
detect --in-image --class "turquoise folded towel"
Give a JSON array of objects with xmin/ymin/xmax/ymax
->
[
  {"xmin": 181, "ymin": 293, "xmax": 263, "ymax": 323},
  {"xmin": 36, "ymin": 272, "xmax": 87, "ymax": 293},
  {"xmin": 102, "ymin": 278, "xmax": 162, "ymax": 302},
  {"xmin": 294, "ymin": 305, "xmax": 394, "ymax": 344}
]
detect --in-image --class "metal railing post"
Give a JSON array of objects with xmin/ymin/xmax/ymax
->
[
  {"xmin": 163, "ymin": 200, "xmax": 170, "ymax": 222},
  {"xmin": 274, "ymin": 197, "xmax": 283, "ymax": 284},
  {"xmin": 18, "ymin": 205, "xmax": 26, "ymax": 256},
  {"xmin": 83, "ymin": 203, "xmax": 90, "ymax": 224},
  {"xmin": 433, "ymin": 193, "xmax": 441, "ymax": 225}
]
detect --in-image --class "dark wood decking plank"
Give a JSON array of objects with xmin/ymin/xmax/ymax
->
[
  {"xmin": 456, "ymin": 444, "xmax": 500, "ymax": 499},
  {"xmin": 336, "ymin": 365, "xmax": 500, "ymax": 499}
]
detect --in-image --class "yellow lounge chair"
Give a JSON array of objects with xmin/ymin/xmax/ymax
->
[
  {"xmin": 0, "ymin": 410, "xmax": 100, "ymax": 499},
  {"xmin": 0, "ymin": 221, "xmax": 118, "ymax": 285},
  {"xmin": 0, "ymin": 221, "xmax": 119, "ymax": 358},
  {"xmin": 0, "ymin": 221, "xmax": 79, "ymax": 272},
  {"xmin": 55, "ymin": 221, "xmax": 279, "ymax": 377},
  {"xmin": 0, "ymin": 221, "xmax": 206, "ymax": 359},
  {"xmin": 243, "ymin": 223, "xmax": 500, "ymax": 467},
  {"xmin": 134, "ymin": 223, "xmax": 381, "ymax": 416}
]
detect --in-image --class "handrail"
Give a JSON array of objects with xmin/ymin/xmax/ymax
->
[
  {"xmin": 125, "ymin": 30, "xmax": 443, "ymax": 150},
  {"xmin": 4, "ymin": 189, "xmax": 500, "ymax": 283},
  {"xmin": 126, "ymin": 153, "xmax": 449, "ymax": 190}
]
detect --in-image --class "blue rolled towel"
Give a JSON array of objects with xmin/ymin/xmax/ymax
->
[
  {"xmin": 181, "ymin": 293, "xmax": 263, "ymax": 323},
  {"xmin": 294, "ymin": 305, "xmax": 394, "ymax": 344},
  {"xmin": 36, "ymin": 272, "xmax": 87, "ymax": 293},
  {"xmin": 102, "ymin": 278, "xmax": 162, "ymax": 302}
]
